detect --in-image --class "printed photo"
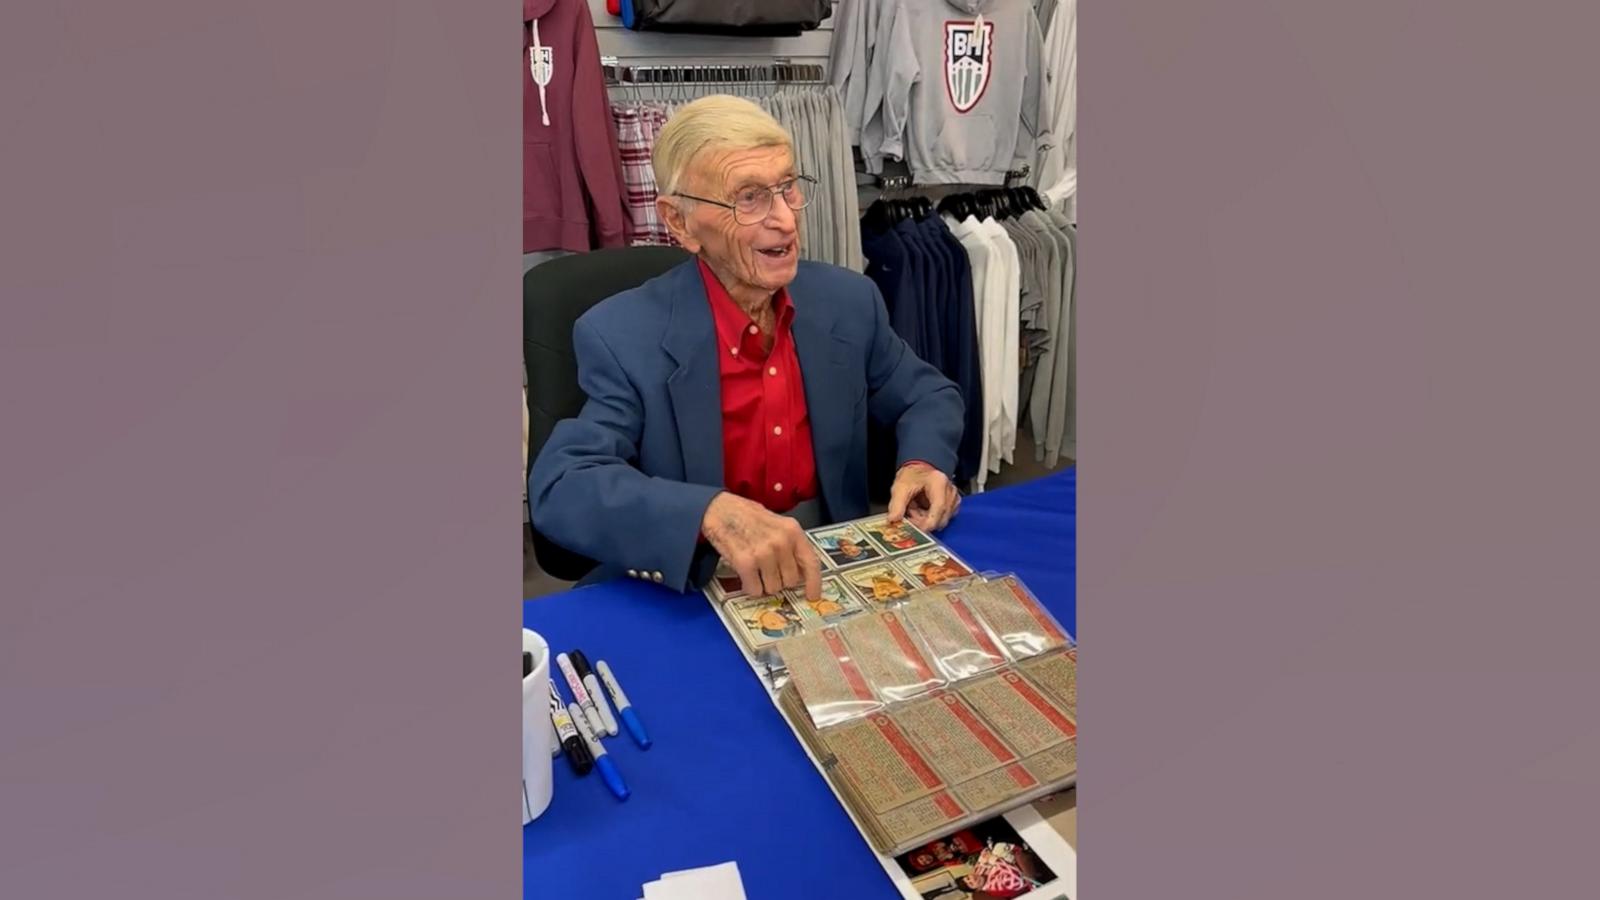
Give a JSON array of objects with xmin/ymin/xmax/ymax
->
[
  {"xmin": 729, "ymin": 594, "xmax": 807, "ymax": 647},
  {"xmin": 809, "ymin": 522, "xmax": 886, "ymax": 568},
  {"xmin": 895, "ymin": 816, "xmax": 1057, "ymax": 900},
  {"xmin": 839, "ymin": 561, "xmax": 919, "ymax": 605},
  {"xmin": 859, "ymin": 516, "xmax": 936, "ymax": 555},
  {"xmin": 791, "ymin": 576, "xmax": 869, "ymax": 624},
  {"xmin": 898, "ymin": 547, "xmax": 975, "ymax": 588}
]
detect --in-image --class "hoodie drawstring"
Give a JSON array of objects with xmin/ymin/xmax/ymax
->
[{"xmin": 531, "ymin": 18, "xmax": 550, "ymax": 127}]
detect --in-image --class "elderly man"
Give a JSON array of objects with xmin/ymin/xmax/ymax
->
[{"xmin": 529, "ymin": 95, "xmax": 963, "ymax": 600}]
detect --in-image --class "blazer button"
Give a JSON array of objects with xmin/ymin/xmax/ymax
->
[
  {"xmin": 627, "ymin": 569, "xmax": 638, "ymax": 579},
  {"xmin": 651, "ymin": 571, "xmax": 663, "ymax": 583}
]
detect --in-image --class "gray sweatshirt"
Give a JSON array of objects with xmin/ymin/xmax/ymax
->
[
  {"xmin": 876, "ymin": 0, "xmax": 1049, "ymax": 185},
  {"xmin": 832, "ymin": 0, "xmax": 905, "ymax": 174}
]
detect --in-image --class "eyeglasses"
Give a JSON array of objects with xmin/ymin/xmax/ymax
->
[{"xmin": 673, "ymin": 174, "xmax": 816, "ymax": 225}]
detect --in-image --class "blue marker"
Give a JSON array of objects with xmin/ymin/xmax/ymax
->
[
  {"xmin": 596, "ymin": 660, "xmax": 652, "ymax": 750},
  {"xmin": 569, "ymin": 702, "xmax": 630, "ymax": 802}
]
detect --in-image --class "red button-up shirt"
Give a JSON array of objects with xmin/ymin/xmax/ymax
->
[{"xmin": 700, "ymin": 260, "xmax": 818, "ymax": 513}]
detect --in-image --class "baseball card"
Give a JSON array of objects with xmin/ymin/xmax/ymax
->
[
  {"xmin": 809, "ymin": 522, "xmax": 886, "ymax": 568},
  {"xmin": 839, "ymin": 561, "xmax": 919, "ymax": 606},
  {"xmin": 897, "ymin": 547, "xmax": 976, "ymax": 589},
  {"xmin": 857, "ymin": 515, "xmax": 936, "ymax": 556},
  {"xmin": 791, "ymin": 575, "xmax": 870, "ymax": 625},
  {"xmin": 728, "ymin": 593, "xmax": 807, "ymax": 649}
]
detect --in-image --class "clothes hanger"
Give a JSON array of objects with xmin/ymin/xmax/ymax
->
[
  {"xmin": 997, "ymin": 187, "xmax": 1014, "ymax": 215},
  {"xmin": 962, "ymin": 192, "xmax": 981, "ymax": 220},
  {"xmin": 863, "ymin": 197, "xmax": 893, "ymax": 234}
]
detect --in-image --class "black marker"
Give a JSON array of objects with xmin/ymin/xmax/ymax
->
[
  {"xmin": 548, "ymin": 681, "xmax": 593, "ymax": 775},
  {"xmin": 568, "ymin": 650, "xmax": 619, "ymax": 737}
]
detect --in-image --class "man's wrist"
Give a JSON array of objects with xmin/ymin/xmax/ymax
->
[
  {"xmin": 898, "ymin": 459, "xmax": 937, "ymax": 475},
  {"xmin": 699, "ymin": 490, "xmax": 733, "ymax": 543}
]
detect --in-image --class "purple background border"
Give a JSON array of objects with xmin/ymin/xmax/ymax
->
[
  {"xmin": 1084, "ymin": 2, "xmax": 1600, "ymax": 897},
  {"xmin": 2, "ymin": 3, "xmax": 520, "ymax": 898},
  {"xmin": 4, "ymin": 1, "xmax": 1600, "ymax": 898}
]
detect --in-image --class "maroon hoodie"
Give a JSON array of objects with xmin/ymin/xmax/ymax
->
[{"xmin": 525, "ymin": 0, "xmax": 629, "ymax": 252}]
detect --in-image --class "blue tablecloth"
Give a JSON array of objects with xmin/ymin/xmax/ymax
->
[{"xmin": 524, "ymin": 468, "xmax": 1074, "ymax": 900}]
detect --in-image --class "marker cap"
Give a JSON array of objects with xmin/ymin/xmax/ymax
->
[
  {"xmin": 568, "ymin": 649, "xmax": 594, "ymax": 679},
  {"xmin": 619, "ymin": 707, "xmax": 652, "ymax": 750},
  {"xmin": 593, "ymin": 755, "xmax": 630, "ymax": 801}
]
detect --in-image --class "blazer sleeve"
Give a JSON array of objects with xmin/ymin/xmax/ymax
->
[
  {"xmin": 860, "ymin": 279, "xmax": 965, "ymax": 476},
  {"xmin": 528, "ymin": 316, "xmax": 721, "ymax": 591}
]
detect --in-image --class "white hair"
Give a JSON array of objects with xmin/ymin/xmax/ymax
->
[{"xmin": 651, "ymin": 94, "xmax": 793, "ymax": 197}]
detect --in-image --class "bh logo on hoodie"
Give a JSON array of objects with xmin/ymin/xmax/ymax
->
[
  {"xmin": 944, "ymin": 20, "xmax": 995, "ymax": 113},
  {"xmin": 530, "ymin": 46, "xmax": 553, "ymax": 87}
]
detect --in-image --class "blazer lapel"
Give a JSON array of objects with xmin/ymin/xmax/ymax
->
[
  {"xmin": 661, "ymin": 263, "xmax": 725, "ymax": 488},
  {"xmin": 790, "ymin": 269, "xmax": 853, "ymax": 519}
]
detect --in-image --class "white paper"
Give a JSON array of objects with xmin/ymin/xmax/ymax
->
[
  {"xmin": 872, "ymin": 803, "xmax": 1077, "ymax": 900},
  {"xmin": 1004, "ymin": 803, "xmax": 1078, "ymax": 900},
  {"xmin": 643, "ymin": 861, "xmax": 746, "ymax": 900}
]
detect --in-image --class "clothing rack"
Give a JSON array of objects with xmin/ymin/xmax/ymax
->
[
  {"xmin": 935, "ymin": 183, "xmax": 1051, "ymax": 223},
  {"xmin": 874, "ymin": 164, "xmax": 1032, "ymax": 191},
  {"xmin": 602, "ymin": 57, "xmax": 826, "ymax": 88}
]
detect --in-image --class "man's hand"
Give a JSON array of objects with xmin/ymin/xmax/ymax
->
[
  {"xmin": 702, "ymin": 492, "xmax": 824, "ymax": 600},
  {"xmin": 888, "ymin": 462, "xmax": 961, "ymax": 532}
]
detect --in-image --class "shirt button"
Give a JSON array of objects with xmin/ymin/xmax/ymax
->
[
  {"xmin": 627, "ymin": 569, "xmax": 638, "ymax": 578},
  {"xmin": 773, "ymin": 482, "xmax": 783, "ymax": 493},
  {"xmin": 768, "ymin": 366, "xmax": 777, "ymax": 376},
  {"xmin": 748, "ymin": 324, "xmax": 759, "ymax": 335},
  {"xmin": 651, "ymin": 571, "xmax": 663, "ymax": 583},
  {"xmin": 730, "ymin": 347, "xmax": 739, "ymax": 357},
  {"xmin": 773, "ymin": 425, "xmax": 783, "ymax": 436}
]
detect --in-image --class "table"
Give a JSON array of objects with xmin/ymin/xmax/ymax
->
[{"xmin": 524, "ymin": 468, "xmax": 1075, "ymax": 900}]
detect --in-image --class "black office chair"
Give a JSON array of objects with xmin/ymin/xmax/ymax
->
[{"xmin": 524, "ymin": 245, "xmax": 693, "ymax": 581}]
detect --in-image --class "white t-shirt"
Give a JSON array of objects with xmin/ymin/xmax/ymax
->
[{"xmin": 1037, "ymin": 0, "xmax": 1077, "ymax": 222}]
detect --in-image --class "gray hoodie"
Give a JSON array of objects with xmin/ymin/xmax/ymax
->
[{"xmin": 875, "ymin": 0, "xmax": 1048, "ymax": 185}]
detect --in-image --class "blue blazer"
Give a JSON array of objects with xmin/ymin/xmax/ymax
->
[{"xmin": 528, "ymin": 259, "xmax": 963, "ymax": 592}]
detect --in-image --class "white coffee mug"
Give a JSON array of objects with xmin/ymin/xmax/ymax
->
[{"xmin": 522, "ymin": 628, "xmax": 554, "ymax": 824}]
